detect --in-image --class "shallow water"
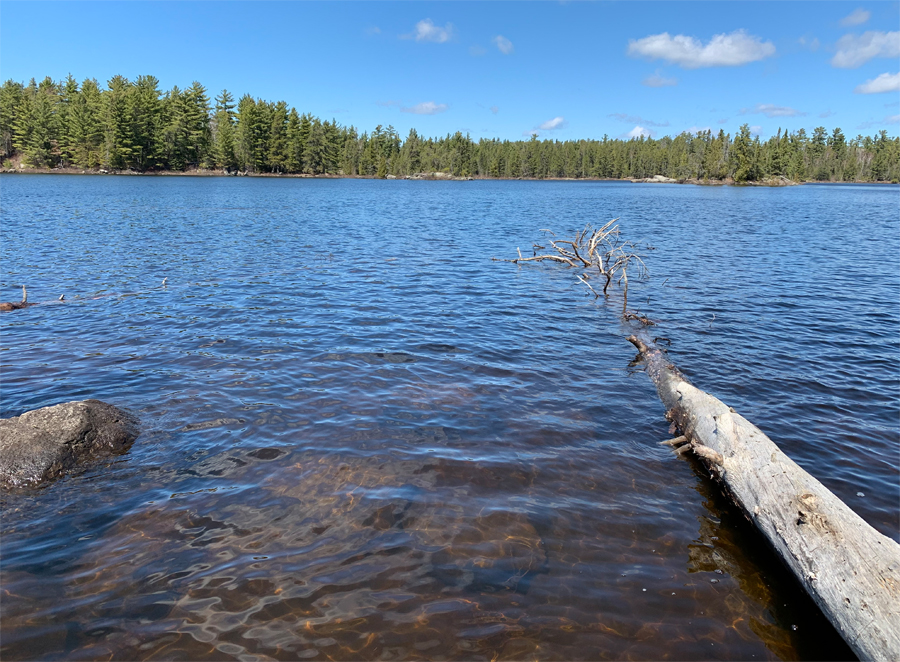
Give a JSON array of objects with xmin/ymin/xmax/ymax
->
[{"xmin": 1, "ymin": 176, "xmax": 897, "ymax": 661}]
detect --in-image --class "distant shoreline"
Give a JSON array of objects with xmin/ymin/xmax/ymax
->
[{"xmin": 4, "ymin": 167, "xmax": 896, "ymax": 186}]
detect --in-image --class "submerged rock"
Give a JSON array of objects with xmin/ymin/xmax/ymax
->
[{"xmin": 0, "ymin": 400, "xmax": 139, "ymax": 488}]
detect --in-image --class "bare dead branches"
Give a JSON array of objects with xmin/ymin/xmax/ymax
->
[{"xmin": 496, "ymin": 220, "xmax": 650, "ymax": 314}]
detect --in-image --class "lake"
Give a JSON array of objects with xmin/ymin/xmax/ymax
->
[{"xmin": 1, "ymin": 175, "xmax": 897, "ymax": 661}]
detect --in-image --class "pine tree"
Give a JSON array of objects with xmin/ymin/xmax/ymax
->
[
  {"xmin": 69, "ymin": 78, "xmax": 104, "ymax": 168},
  {"xmin": 285, "ymin": 108, "xmax": 302, "ymax": 172},
  {"xmin": 131, "ymin": 75, "xmax": 162, "ymax": 170},
  {"xmin": 0, "ymin": 79, "xmax": 25, "ymax": 160},
  {"xmin": 234, "ymin": 94, "xmax": 257, "ymax": 171},
  {"xmin": 103, "ymin": 75, "xmax": 134, "ymax": 169},
  {"xmin": 730, "ymin": 124, "xmax": 754, "ymax": 182},
  {"xmin": 303, "ymin": 118, "xmax": 326, "ymax": 174},
  {"xmin": 829, "ymin": 128, "xmax": 846, "ymax": 180},
  {"xmin": 16, "ymin": 77, "xmax": 60, "ymax": 167},
  {"xmin": 183, "ymin": 81, "xmax": 211, "ymax": 167},
  {"xmin": 268, "ymin": 101, "xmax": 289, "ymax": 173},
  {"xmin": 57, "ymin": 74, "xmax": 80, "ymax": 166}
]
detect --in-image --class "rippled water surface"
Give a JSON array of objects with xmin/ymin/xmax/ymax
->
[{"xmin": 1, "ymin": 176, "xmax": 897, "ymax": 661}]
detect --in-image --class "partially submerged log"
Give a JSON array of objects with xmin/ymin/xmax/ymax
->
[
  {"xmin": 628, "ymin": 332, "xmax": 900, "ymax": 661},
  {"xmin": 0, "ymin": 285, "xmax": 34, "ymax": 312}
]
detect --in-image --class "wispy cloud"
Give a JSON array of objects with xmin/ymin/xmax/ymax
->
[
  {"xmin": 798, "ymin": 36, "xmax": 820, "ymax": 51},
  {"xmin": 684, "ymin": 126, "xmax": 712, "ymax": 135},
  {"xmin": 717, "ymin": 118, "xmax": 729, "ymax": 124},
  {"xmin": 840, "ymin": 8, "xmax": 871, "ymax": 27},
  {"xmin": 365, "ymin": 26, "xmax": 381, "ymax": 36},
  {"xmin": 609, "ymin": 113, "xmax": 669, "ymax": 127},
  {"xmin": 490, "ymin": 105, "xmax": 499, "ymax": 114},
  {"xmin": 857, "ymin": 114, "xmax": 900, "ymax": 129},
  {"xmin": 469, "ymin": 45, "xmax": 487, "ymax": 56},
  {"xmin": 376, "ymin": 100, "xmax": 401, "ymax": 107},
  {"xmin": 832, "ymin": 31, "xmax": 900, "ymax": 68},
  {"xmin": 749, "ymin": 126, "xmax": 763, "ymax": 136},
  {"xmin": 741, "ymin": 103, "xmax": 806, "ymax": 118},
  {"xmin": 642, "ymin": 70, "xmax": 678, "ymax": 87},
  {"xmin": 493, "ymin": 35, "xmax": 514, "ymax": 54},
  {"xmin": 404, "ymin": 19, "xmax": 454, "ymax": 43},
  {"xmin": 627, "ymin": 29, "xmax": 776, "ymax": 68},
  {"xmin": 855, "ymin": 72, "xmax": 900, "ymax": 94},
  {"xmin": 818, "ymin": 110, "xmax": 836, "ymax": 118},
  {"xmin": 401, "ymin": 101, "xmax": 449, "ymax": 115},
  {"xmin": 623, "ymin": 126, "xmax": 654, "ymax": 139},
  {"xmin": 537, "ymin": 116, "xmax": 567, "ymax": 131}
]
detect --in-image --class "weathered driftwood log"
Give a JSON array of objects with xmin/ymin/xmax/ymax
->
[
  {"xmin": 628, "ymin": 332, "xmax": 900, "ymax": 661},
  {"xmin": 0, "ymin": 400, "xmax": 139, "ymax": 488}
]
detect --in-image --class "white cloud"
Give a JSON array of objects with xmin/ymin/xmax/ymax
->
[
  {"xmin": 888, "ymin": 114, "xmax": 900, "ymax": 123},
  {"xmin": 490, "ymin": 105, "xmax": 499, "ymax": 114},
  {"xmin": 741, "ymin": 103, "xmax": 806, "ymax": 118},
  {"xmin": 855, "ymin": 72, "xmax": 900, "ymax": 94},
  {"xmin": 798, "ymin": 36, "xmax": 821, "ymax": 51},
  {"xmin": 818, "ymin": 110, "xmax": 836, "ymax": 118},
  {"xmin": 365, "ymin": 26, "xmax": 381, "ymax": 36},
  {"xmin": 625, "ymin": 126, "xmax": 653, "ymax": 139},
  {"xmin": 537, "ymin": 116, "xmax": 567, "ymax": 131},
  {"xmin": 832, "ymin": 31, "xmax": 900, "ymax": 68},
  {"xmin": 684, "ymin": 126, "xmax": 712, "ymax": 135},
  {"xmin": 642, "ymin": 70, "xmax": 678, "ymax": 87},
  {"xmin": 401, "ymin": 101, "xmax": 449, "ymax": 115},
  {"xmin": 469, "ymin": 45, "xmax": 487, "ymax": 56},
  {"xmin": 627, "ymin": 29, "xmax": 776, "ymax": 69},
  {"xmin": 749, "ymin": 125, "xmax": 763, "ymax": 136},
  {"xmin": 840, "ymin": 8, "xmax": 871, "ymax": 27},
  {"xmin": 609, "ymin": 113, "xmax": 669, "ymax": 127},
  {"xmin": 493, "ymin": 35, "xmax": 514, "ymax": 55},
  {"xmin": 405, "ymin": 19, "xmax": 454, "ymax": 43}
]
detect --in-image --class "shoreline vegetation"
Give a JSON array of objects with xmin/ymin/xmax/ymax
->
[
  {"xmin": 2, "ymin": 75, "xmax": 899, "ymax": 184},
  {"xmin": 0, "ymin": 163, "xmax": 817, "ymax": 186}
]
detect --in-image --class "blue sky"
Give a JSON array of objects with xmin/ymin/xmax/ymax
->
[{"xmin": 1, "ymin": 1, "xmax": 898, "ymax": 141}]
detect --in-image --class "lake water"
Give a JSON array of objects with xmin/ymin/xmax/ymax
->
[{"xmin": 1, "ymin": 176, "xmax": 897, "ymax": 661}]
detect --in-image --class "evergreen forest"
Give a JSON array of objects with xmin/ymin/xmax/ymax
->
[{"xmin": 2, "ymin": 75, "xmax": 898, "ymax": 182}]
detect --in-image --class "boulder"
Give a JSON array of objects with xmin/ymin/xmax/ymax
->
[{"xmin": 0, "ymin": 400, "xmax": 139, "ymax": 488}]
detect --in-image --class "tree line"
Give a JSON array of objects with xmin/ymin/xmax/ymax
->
[{"xmin": 2, "ymin": 75, "xmax": 898, "ymax": 183}]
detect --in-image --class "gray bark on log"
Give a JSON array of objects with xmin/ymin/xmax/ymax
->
[{"xmin": 628, "ymin": 333, "xmax": 900, "ymax": 662}]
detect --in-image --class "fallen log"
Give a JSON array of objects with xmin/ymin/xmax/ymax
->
[
  {"xmin": 0, "ymin": 285, "xmax": 34, "ymax": 312},
  {"xmin": 627, "ymin": 332, "xmax": 900, "ymax": 661}
]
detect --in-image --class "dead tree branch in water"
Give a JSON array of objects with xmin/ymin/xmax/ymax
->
[
  {"xmin": 0, "ymin": 285, "xmax": 34, "ymax": 312},
  {"xmin": 494, "ymin": 219, "xmax": 649, "ymax": 313}
]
